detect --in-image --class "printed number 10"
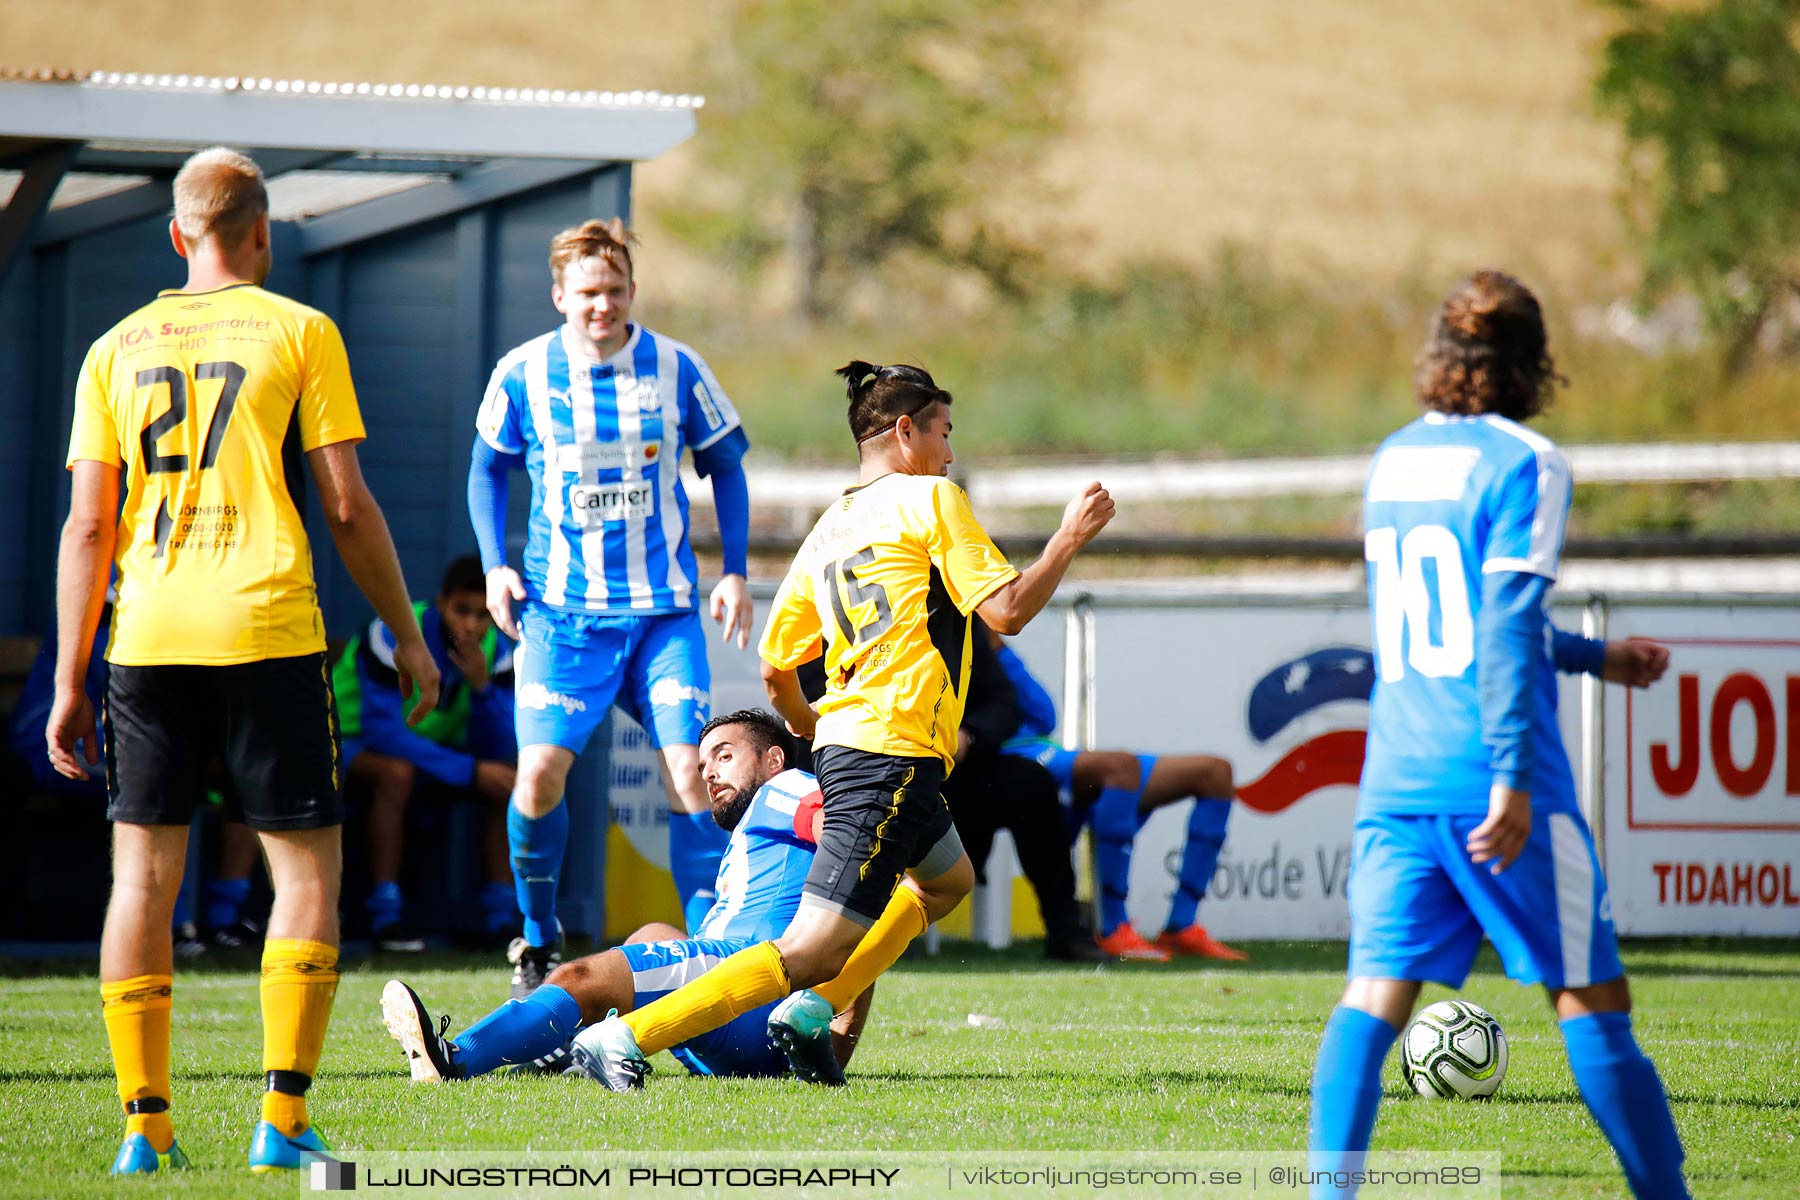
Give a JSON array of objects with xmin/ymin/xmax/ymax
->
[{"xmin": 1365, "ymin": 524, "xmax": 1474, "ymax": 681}]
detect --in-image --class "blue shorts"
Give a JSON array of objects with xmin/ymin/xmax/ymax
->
[
  {"xmin": 1001, "ymin": 737, "xmax": 1158, "ymax": 842},
  {"xmin": 618, "ymin": 937, "xmax": 787, "ymax": 1078},
  {"xmin": 1348, "ymin": 809, "xmax": 1623, "ymax": 991},
  {"xmin": 513, "ymin": 603, "xmax": 710, "ymax": 754}
]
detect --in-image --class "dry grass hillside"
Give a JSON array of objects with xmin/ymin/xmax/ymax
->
[{"xmin": 6, "ymin": 0, "xmax": 1626, "ymax": 297}]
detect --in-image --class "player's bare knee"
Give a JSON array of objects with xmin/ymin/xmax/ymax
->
[
  {"xmin": 1552, "ymin": 976, "xmax": 1632, "ymax": 1019},
  {"xmin": 1201, "ymin": 757, "xmax": 1234, "ymax": 798},
  {"xmin": 773, "ymin": 933, "xmax": 853, "ymax": 990},
  {"xmin": 513, "ymin": 756, "xmax": 568, "ymax": 816},
  {"xmin": 1086, "ymin": 752, "xmax": 1141, "ymax": 793},
  {"xmin": 374, "ymin": 756, "xmax": 415, "ymax": 798},
  {"xmin": 1341, "ymin": 977, "xmax": 1420, "ymax": 1029}
]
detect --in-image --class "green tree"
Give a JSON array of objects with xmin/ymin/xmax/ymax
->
[
  {"xmin": 1596, "ymin": 0, "xmax": 1800, "ymax": 371},
  {"xmin": 670, "ymin": 0, "xmax": 1075, "ymax": 321}
]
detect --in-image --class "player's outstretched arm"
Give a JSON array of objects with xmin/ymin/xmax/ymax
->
[
  {"xmin": 977, "ymin": 482, "xmax": 1114, "ymax": 635},
  {"xmin": 46, "ymin": 460, "xmax": 119, "ymax": 781},
  {"xmin": 308, "ymin": 441, "xmax": 441, "ymax": 723}
]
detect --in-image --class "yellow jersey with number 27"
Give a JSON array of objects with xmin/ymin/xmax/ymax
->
[
  {"xmin": 760, "ymin": 473, "xmax": 1019, "ymax": 771},
  {"xmin": 66, "ymin": 284, "xmax": 366, "ymax": 666}
]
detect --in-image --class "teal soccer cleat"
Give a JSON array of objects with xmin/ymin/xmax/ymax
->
[
  {"xmin": 247, "ymin": 1120, "xmax": 336, "ymax": 1173},
  {"xmin": 767, "ymin": 989, "xmax": 845, "ymax": 1085},
  {"xmin": 566, "ymin": 1011, "xmax": 648, "ymax": 1091},
  {"xmin": 110, "ymin": 1132, "xmax": 191, "ymax": 1174}
]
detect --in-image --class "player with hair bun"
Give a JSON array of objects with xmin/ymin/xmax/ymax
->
[{"xmin": 569, "ymin": 360, "xmax": 1114, "ymax": 1091}]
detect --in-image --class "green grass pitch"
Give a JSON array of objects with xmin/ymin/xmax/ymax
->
[{"xmin": 2, "ymin": 940, "xmax": 1796, "ymax": 1198}]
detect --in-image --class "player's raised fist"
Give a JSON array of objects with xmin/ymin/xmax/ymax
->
[
  {"xmin": 1602, "ymin": 637, "xmax": 1671, "ymax": 689},
  {"xmin": 1061, "ymin": 482, "xmax": 1115, "ymax": 544}
]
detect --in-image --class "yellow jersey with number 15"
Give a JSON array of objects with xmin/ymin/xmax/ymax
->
[
  {"xmin": 760, "ymin": 473, "xmax": 1019, "ymax": 771},
  {"xmin": 66, "ymin": 283, "xmax": 366, "ymax": 666}
]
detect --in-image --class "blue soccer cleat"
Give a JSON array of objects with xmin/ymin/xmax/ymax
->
[
  {"xmin": 247, "ymin": 1120, "xmax": 336, "ymax": 1173},
  {"xmin": 111, "ymin": 1132, "xmax": 191, "ymax": 1174},
  {"xmin": 566, "ymin": 1011, "xmax": 648, "ymax": 1091},
  {"xmin": 767, "ymin": 989, "xmax": 845, "ymax": 1086}
]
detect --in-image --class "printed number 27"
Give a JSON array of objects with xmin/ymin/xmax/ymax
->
[
  {"xmin": 823, "ymin": 547, "xmax": 893, "ymax": 645},
  {"xmin": 137, "ymin": 361, "xmax": 247, "ymax": 474}
]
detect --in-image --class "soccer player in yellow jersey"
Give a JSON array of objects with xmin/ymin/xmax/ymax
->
[
  {"xmin": 48, "ymin": 147, "xmax": 442, "ymax": 1175},
  {"xmin": 569, "ymin": 360, "xmax": 1113, "ymax": 1089}
]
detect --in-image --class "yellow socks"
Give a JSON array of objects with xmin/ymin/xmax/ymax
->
[
  {"xmin": 623, "ymin": 941, "xmax": 789, "ymax": 1055},
  {"xmin": 816, "ymin": 885, "xmax": 929, "ymax": 1011},
  {"xmin": 259, "ymin": 939, "xmax": 339, "ymax": 1135},
  {"xmin": 101, "ymin": 974, "xmax": 174, "ymax": 1151}
]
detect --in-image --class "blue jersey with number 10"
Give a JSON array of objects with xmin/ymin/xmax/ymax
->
[{"xmin": 1358, "ymin": 412, "xmax": 1577, "ymax": 816}]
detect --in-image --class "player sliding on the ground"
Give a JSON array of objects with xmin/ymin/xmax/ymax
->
[
  {"xmin": 381, "ymin": 710, "xmax": 873, "ymax": 1084},
  {"xmin": 1307, "ymin": 270, "xmax": 1688, "ymax": 1199},
  {"xmin": 570, "ymin": 361, "xmax": 1114, "ymax": 1090},
  {"xmin": 993, "ymin": 627, "xmax": 1243, "ymax": 962}
]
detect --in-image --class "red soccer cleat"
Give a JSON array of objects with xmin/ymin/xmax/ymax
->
[
  {"xmin": 1095, "ymin": 924, "xmax": 1172, "ymax": 962},
  {"xmin": 1157, "ymin": 925, "xmax": 1249, "ymax": 961}
]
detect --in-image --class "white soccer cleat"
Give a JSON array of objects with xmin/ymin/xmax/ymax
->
[
  {"xmin": 567, "ymin": 1011, "xmax": 648, "ymax": 1092},
  {"xmin": 380, "ymin": 979, "xmax": 462, "ymax": 1082}
]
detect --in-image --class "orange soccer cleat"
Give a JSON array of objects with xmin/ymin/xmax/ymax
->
[
  {"xmin": 1095, "ymin": 924, "xmax": 1172, "ymax": 962},
  {"xmin": 1156, "ymin": 924, "xmax": 1248, "ymax": 961}
]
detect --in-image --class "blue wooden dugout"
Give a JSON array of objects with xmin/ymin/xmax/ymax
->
[{"xmin": 0, "ymin": 69, "xmax": 700, "ymax": 942}]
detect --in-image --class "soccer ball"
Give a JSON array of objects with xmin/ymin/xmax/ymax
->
[{"xmin": 1400, "ymin": 1000, "xmax": 1508, "ymax": 1099}]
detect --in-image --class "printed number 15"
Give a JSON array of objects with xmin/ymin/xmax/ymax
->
[{"xmin": 823, "ymin": 547, "xmax": 893, "ymax": 646}]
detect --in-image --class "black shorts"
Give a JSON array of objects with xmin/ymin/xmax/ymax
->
[
  {"xmin": 802, "ymin": 745, "xmax": 962, "ymax": 926},
  {"xmin": 104, "ymin": 652, "xmax": 343, "ymax": 831}
]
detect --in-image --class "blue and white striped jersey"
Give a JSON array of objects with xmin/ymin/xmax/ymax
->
[
  {"xmin": 475, "ymin": 323, "xmax": 745, "ymax": 614},
  {"xmin": 1359, "ymin": 412, "xmax": 1578, "ymax": 816},
  {"xmin": 695, "ymin": 768, "xmax": 821, "ymax": 943}
]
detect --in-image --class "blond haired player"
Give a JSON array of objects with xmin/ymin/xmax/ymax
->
[
  {"xmin": 50, "ymin": 147, "xmax": 440, "ymax": 1175},
  {"xmin": 569, "ymin": 360, "xmax": 1112, "ymax": 1089}
]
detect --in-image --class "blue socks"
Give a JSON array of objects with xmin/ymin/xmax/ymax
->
[
  {"xmin": 1308, "ymin": 1006, "xmax": 1400, "ymax": 1191},
  {"xmin": 668, "ymin": 810, "xmax": 730, "ymax": 934},
  {"xmin": 1561, "ymin": 1012, "xmax": 1690, "ymax": 1199},
  {"xmin": 480, "ymin": 881, "xmax": 518, "ymax": 935},
  {"xmin": 1166, "ymin": 797, "xmax": 1231, "ymax": 931},
  {"xmin": 508, "ymin": 800, "xmax": 569, "ymax": 948},
  {"xmin": 204, "ymin": 876, "xmax": 251, "ymax": 930},
  {"xmin": 1089, "ymin": 786, "xmax": 1141, "ymax": 937},
  {"xmin": 366, "ymin": 880, "xmax": 404, "ymax": 929},
  {"xmin": 452, "ymin": 984, "xmax": 584, "ymax": 1078}
]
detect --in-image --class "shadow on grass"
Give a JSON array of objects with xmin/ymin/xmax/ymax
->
[{"xmin": 0, "ymin": 1066, "xmax": 410, "ymax": 1086}]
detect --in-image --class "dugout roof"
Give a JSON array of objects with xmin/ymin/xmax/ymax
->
[{"xmin": 0, "ymin": 67, "xmax": 701, "ymax": 282}]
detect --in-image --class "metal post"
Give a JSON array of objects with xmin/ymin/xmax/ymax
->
[
  {"xmin": 1580, "ymin": 594, "xmax": 1610, "ymax": 867},
  {"xmin": 1061, "ymin": 599, "xmax": 1089, "ymax": 753},
  {"xmin": 1064, "ymin": 597, "xmax": 1099, "ymax": 933}
]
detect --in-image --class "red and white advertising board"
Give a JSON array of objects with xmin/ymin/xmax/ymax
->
[{"xmin": 1604, "ymin": 604, "xmax": 1800, "ymax": 935}]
